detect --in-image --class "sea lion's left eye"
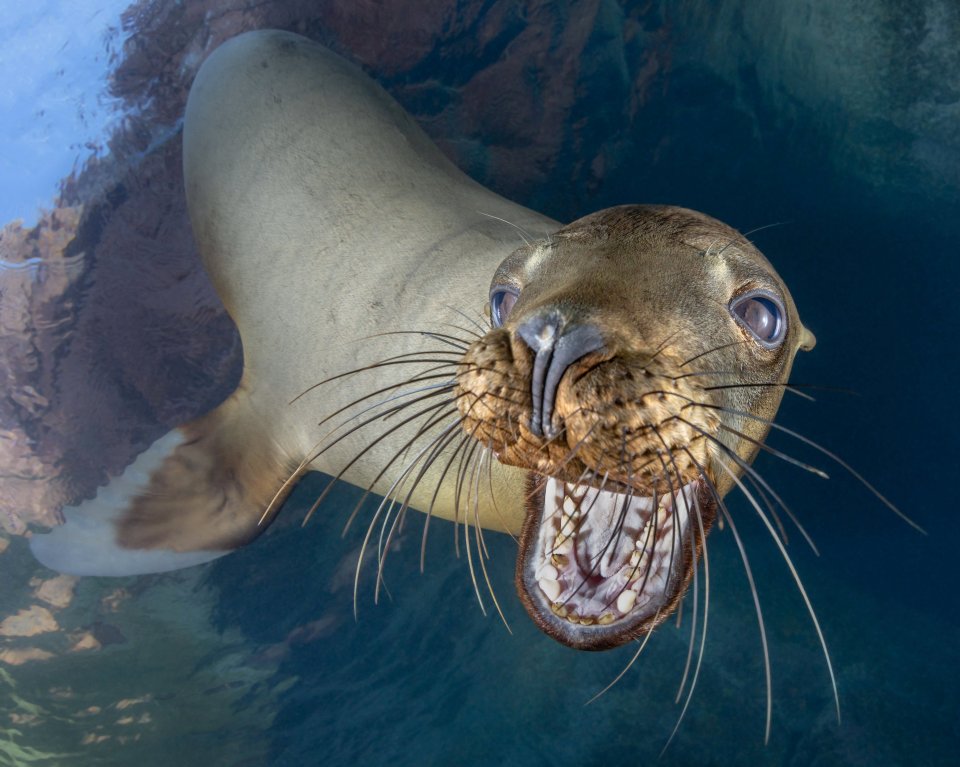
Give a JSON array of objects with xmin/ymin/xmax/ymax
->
[
  {"xmin": 730, "ymin": 290, "xmax": 786, "ymax": 348},
  {"xmin": 490, "ymin": 287, "xmax": 519, "ymax": 328}
]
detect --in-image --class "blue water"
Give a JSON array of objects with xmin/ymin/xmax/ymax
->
[{"xmin": 1, "ymin": 2, "xmax": 957, "ymax": 765}]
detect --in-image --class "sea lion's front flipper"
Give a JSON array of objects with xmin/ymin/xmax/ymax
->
[{"xmin": 30, "ymin": 386, "xmax": 299, "ymax": 576}]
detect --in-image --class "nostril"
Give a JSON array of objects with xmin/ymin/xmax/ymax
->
[{"xmin": 516, "ymin": 313, "xmax": 605, "ymax": 438}]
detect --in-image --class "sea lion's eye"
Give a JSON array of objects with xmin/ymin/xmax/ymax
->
[
  {"xmin": 730, "ymin": 290, "xmax": 786, "ymax": 348},
  {"xmin": 490, "ymin": 287, "xmax": 519, "ymax": 328}
]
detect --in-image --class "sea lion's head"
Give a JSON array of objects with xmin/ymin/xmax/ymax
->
[{"xmin": 455, "ymin": 205, "xmax": 815, "ymax": 649}]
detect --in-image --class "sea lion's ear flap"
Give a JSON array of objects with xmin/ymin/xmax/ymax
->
[
  {"xmin": 30, "ymin": 386, "xmax": 300, "ymax": 576},
  {"xmin": 798, "ymin": 325, "xmax": 817, "ymax": 352}
]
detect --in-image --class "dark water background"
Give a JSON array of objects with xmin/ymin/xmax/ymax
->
[{"xmin": 1, "ymin": 2, "xmax": 957, "ymax": 765}]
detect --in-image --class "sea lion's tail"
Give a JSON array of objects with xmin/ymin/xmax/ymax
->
[{"xmin": 30, "ymin": 386, "xmax": 301, "ymax": 576}]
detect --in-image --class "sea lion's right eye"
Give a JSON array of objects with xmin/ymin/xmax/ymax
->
[{"xmin": 490, "ymin": 287, "xmax": 519, "ymax": 328}]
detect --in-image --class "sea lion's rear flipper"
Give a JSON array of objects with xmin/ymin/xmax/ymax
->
[{"xmin": 30, "ymin": 387, "xmax": 299, "ymax": 576}]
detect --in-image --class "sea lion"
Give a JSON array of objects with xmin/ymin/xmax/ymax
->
[{"xmin": 29, "ymin": 30, "xmax": 815, "ymax": 651}]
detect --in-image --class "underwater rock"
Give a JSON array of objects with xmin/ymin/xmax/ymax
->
[{"xmin": 0, "ymin": 604, "xmax": 59, "ymax": 637}]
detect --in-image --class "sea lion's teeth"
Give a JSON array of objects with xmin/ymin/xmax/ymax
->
[
  {"xmin": 563, "ymin": 496, "xmax": 578, "ymax": 515},
  {"xmin": 598, "ymin": 613, "xmax": 615, "ymax": 625},
  {"xmin": 617, "ymin": 589, "xmax": 637, "ymax": 614},
  {"xmin": 539, "ymin": 577, "xmax": 561, "ymax": 602},
  {"xmin": 579, "ymin": 616, "xmax": 595, "ymax": 626},
  {"xmin": 551, "ymin": 603, "xmax": 568, "ymax": 618},
  {"xmin": 554, "ymin": 539, "xmax": 572, "ymax": 556},
  {"xmin": 552, "ymin": 553, "xmax": 569, "ymax": 567},
  {"xmin": 538, "ymin": 563, "xmax": 559, "ymax": 581}
]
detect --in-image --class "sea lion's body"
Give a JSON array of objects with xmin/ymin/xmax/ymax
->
[
  {"xmin": 30, "ymin": 31, "xmax": 813, "ymax": 650},
  {"xmin": 181, "ymin": 31, "xmax": 552, "ymax": 532}
]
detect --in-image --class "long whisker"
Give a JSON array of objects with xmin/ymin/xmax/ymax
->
[
  {"xmin": 721, "ymin": 494, "xmax": 773, "ymax": 743},
  {"xmin": 675, "ymin": 370, "xmax": 859, "ymax": 398},
  {"xmin": 715, "ymin": 458, "xmax": 841, "ymax": 731},
  {"xmin": 472, "ymin": 448, "xmax": 513, "ymax": 631},
  {"xmin": 679, "ymin": 339, "xmax": 750, "ymax": 368},
  {"xmin": 679, "ymin": 417, "xmax": 820, "ymax": 555},
  {"xmin": 318, "ymin": 373, "xmax": 456, "ymax": 433},
  {"xmin": 701, "ymin": 381, "xmax": 815, "ymax": 402},
  {"xmin": 458, "ymin": 440, "xmax": 486, "ymax": 614},
  {"xmin": 356, "ymin": 423, "xmax": 458, "ymax": 617},
  {"xmin": 677, "ymin": 450, "xmax": 772, "ymax": 743},
  {"xmin": 422, "ymin": 431, "xmax": 474, "ymax": 571},
  {"xmin": 685, "ymin": 399, "xmax": 924, "ymax": 533},
  {"xmin": 584, "ymin": 611, "xmax": 660, "ymax": 705},
  {"xmin": 446, "ymin": 304, "xmax": 488, "ymax": 336},
  {"xmin": 372, "ymin": 418, "xmax": 467, "ymax": 602},
  {"xmin": 411, "ymin": 424, "xmax": 470, "ymax": 570},
  {"xmin": 649, "ymin": 431, "xmax": 701, "ymax": 712},
  {"xmin": 661, "ymin": 454, "xmax": 711, "ymax": 754},
  {"xmin": 477, "ymin": 210, "xmax": 533, "ymax": 247},
  {"xmin": 357, "ymin": 328, "xmax": 474, "ymax": 349},
  {"xmin": 303, "ymin": 396, "xmax": 458, "ymax": 527},
  {"xmin": 291, "ymin": 356, "xmax": 458, "ymax": 405},
  {"xmin": 715, "ymin": 421, "xmax": 829, "ymax": 479}
]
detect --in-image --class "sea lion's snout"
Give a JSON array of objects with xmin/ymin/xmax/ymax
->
[
  {"xmin": 515, "ymin": 312, "xmax": 606, "ymax": 438},
  {"xmin": 455, "ymin": 318, "xmax": 719, "ymax": 649}
]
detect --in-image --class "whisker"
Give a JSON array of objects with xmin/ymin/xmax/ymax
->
[
  {"xmin": 715, "ymin": 421, "xmax": 829, "ymax": 480},
  {"xmin": 674, "ymin": 449, "xmax": 772, "ymax": 742},
  {"xmin": 739, "ymin": 220, "xmax": 790, "ymax": 240},
  {"xmin": 715, "ymin": 458, "xmax": 841, "ymax": 731},
  {"xmin": 476, "ymin": 210, "xmax": 533, "ymax": 247},
  {"xmin": 661, "ymin": 456, "xmax": 711, "ymax": 754},
  {"xmin": 524, "ymin": 421, "xmax": 599, "ymax": 501},
  {"xmin": 701, "ymin": 381, "xmax": 816, "ymax": 402},
  {"xmin": 679, "ymin": 417, "xmax": 820, "ymax": 555},
  {"xmin": 318, "ymin": 373, "xmax": 456, "ymax": 432},
  {"xmin": 472, "ymin": 449, "xmax": 513, "ymax": 632},
  {"xmin": 451, "ymin": 406, "xmax": 492, "ymax": 559},
  {"xmin": 646, "ymin": 329, "xmax": 684, "ymax": 365},
  {"xmin": 675, "ymin": 370, "xmax": 860, "ymax": 397},
  {"xmin": 446, "ymin": 304, "xmax": 488, "ymax": 336},
  {"xmin": 291, "ymin": 355, "xmax": 462, "ymax": 404},
  {"xmin": 458, "ymin": 440, "xmax": 486, "ymax": 614},
  {"xmin": 686, "ymin": 400, "xmax": 924, "ymax": 533},
  {"xmin": 410, "ymin": 424, "xmax": 470, "ymax": 569},
  {"xmin": 372, "ymin": 419, "xmax": 467, "ymax": 602},
  {"xmin": 743, "ymin": 471, "xmax": 791, "ymax": 547},
  {"xmin": 720, "ymin": 492, "xmax": 773, "ymax": 743},
  {"xmin": 483, "ymin": 440, "xmax": 518, "ymax": 542},
  {"xmin": 357, "ymin": 328, "xmax": 474, "ymax": 349},
  {"xmin": 311, "ymin": 401, "xmax": 458, "ymax": 529},
  {"xmin": 436, "ymin": 321, "xmax": 485, "ymax": 343},
  {"xmin": 422, "ymin": 431, "xmax": 474, "ymax": 572},
  {"xmin": 584, "ymin": 610, "xmax": 660, "ymax": 705},
  {"xmin": 679, "ymin": 339, "xmax": 750, "ymax": 368}
]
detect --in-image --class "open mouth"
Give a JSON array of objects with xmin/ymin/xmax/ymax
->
[{"xmin": 516, "ymin": 476, "xmax": 715, "ymax": 650}]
